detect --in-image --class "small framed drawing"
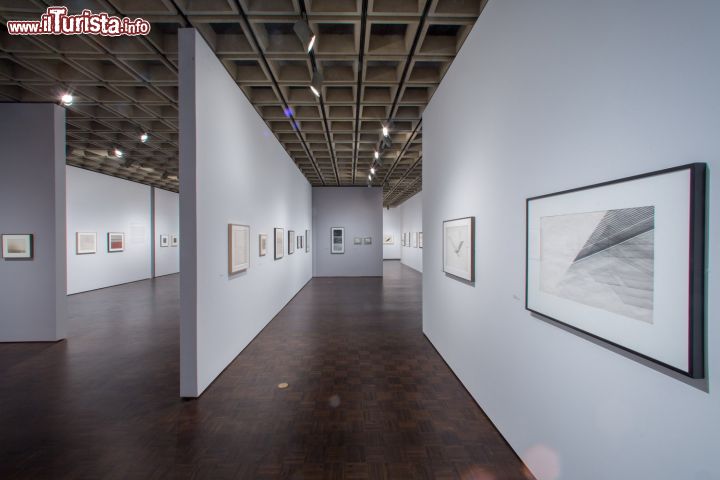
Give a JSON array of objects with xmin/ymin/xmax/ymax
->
[
  {"xmin": 383, "ymin": 234, "xmax": 394, "ymax": 245},
  {"xmin": 288, "ymin": 230, "xmax": 295, "ymax": 254},
  {"xmin": 419, "ymin": 232, "xmax": 423, "ymax": 248},
  {"xmin": 353, "ymin": 237, "xmax": 362, "ymax": 245},
  {"xmin": 363, "ymin": 237, "xmax": 372, "ymax": 245},
  {"xmin": 412, "ymin": 232, "xmax": 418, "ymax": 248},
  {"xmin": 297, "ymin": 235, "xmax": 303, "ymax": 250},
  {"xmin": 228, "ymin": 224, "xmax": 250, "ymax": 274},
  {"xmin": 107, "ymin": 232, "xmax": 125, "ymax": 252},
  {"xmin": 443, "ymin": 217, "xmax": 474, "ymax": 282},
  {"xmin": 305, "ymin": 229, "xmax": 311, "ymax": 252},
  {"xmin": 274, "ymin": 228, "xmax": 284, "ymax": 260},
  {"xmin": 170, "ymin": 234, "xmax": 179, "ymax": 247},
  {"xmin": 160, "ymin": 234, "xmax": 169, "ymax": 247},
  {"xmin": 526, "ymin": 163, "xmax": 706, "ymax": 378},
  {"xmin": 259, "ymin": 234, "xmax": 267, "ymax": 257},
  {"xmin": 402, "ymin": 233, "xmax": 406, "ymax": 246},
  {"xmin": 331, "ymin": 227, "xmax": 345, "ymax": 254},
  {"xmin": 2, "ymin": 234, "xmax": 33, "ymax": 259},
  {"xmin": 76, "ymin": 232, "xmax": 97, "ymax": 255}
]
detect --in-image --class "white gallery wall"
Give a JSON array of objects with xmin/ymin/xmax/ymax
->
[
  {"xmin": 382, "ymin": 207, "xmax": 401, "ymax": 260},
  {"xmin": 0, "ymin": 104, "xmax": 66, "ymax": 342},
  {"xmin": 312, "ymin": 187, "xmax": 383, "ymax": 277},
  {"xmin": 179, "ymin": 29, "xmax": 313, "ymax": 397},
  {"xmin": 422, "ymin": 1, "xmax": 720, "ymax": 479},
  {"xmin": 66, "ymin": 166, "xmax": 152, "ymax": 295},
  {"xmin": 154, "ymin": 188, "xmax": 180, "ymax": 277},
  {"xmin": 399, "ymin": 192, "xmax": 422, "ymax": 273}
]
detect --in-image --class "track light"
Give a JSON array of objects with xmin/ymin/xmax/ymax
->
[
  {"xmin": 368, "ymin": 174, "xmax": 372, "ymax": 181},
  {"xmin": 374, "ymin": 150, "xmax": 379, "ymax": 160},
  {"xmin": 382, "ymin": 125, "xmax": 389, "ymax": 137},
  {"xmin": 370, "ymin": 167, "xmax": 376, "ymax": 175},
  {"xmin": 381, "ymin": 135, "xmax": 392, "ymax": 149},
  {"xmin": 310, "ymin": 68, "xmax": 323, "ymax": 98},
  {"xmin": 140, "ymin": 132, "xmax": 149, "ymax": 143},
  {"xmin": 293, "ymin": 19, "xmax": 316, "ymax": 53},
  {"xmin": 61, "ymin": 93, "xmax": 73, "ymax": 106},
  {"xmin": 114, "ymin": 148, "xmax": 123, "ymax": 158}
]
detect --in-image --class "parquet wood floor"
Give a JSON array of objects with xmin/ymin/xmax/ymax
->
[{"xmin": 0, "ymin": 261, "xmax": 531, "ymax": 479}]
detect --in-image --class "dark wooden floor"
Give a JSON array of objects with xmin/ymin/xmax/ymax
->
[{"xmin": 0, "ymin": 261, "xmax": 530, "ymax": 479}]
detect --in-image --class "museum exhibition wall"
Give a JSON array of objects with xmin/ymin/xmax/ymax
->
[
  {"xmin": 179, "ymin": 29, "xmax": 313, "ymax": 397},
  {"xmin": 399, "ymin": 192, "xmax": 423, "ymax": 273},
  {"xmin": 0, "ymin": 103, "xmax": 66, "ymax": 342},
  {"xmin": 422, "ymin": 1, "xmax": 719, "ymax": 479},
  {"xmin": 382, "ymin": 207, "xmax": 402, "ymax": 260},
  {"xmin": 153, "ymin": 187, "xmax": 180, "ymax": 277},
  {"xmin": 312, "ymin": 187, "xmax": 383, "ymax": 277},
  {"xmin": 67, "ymin": 167, "xmax": 152, "ymax": 294}
]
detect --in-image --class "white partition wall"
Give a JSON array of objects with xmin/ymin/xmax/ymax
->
[
  {"xmin": 153, "ymin": 188, "xmax": 180, "ymax": 277},
  {"xmin": 399, "ymin": 192, "xmax": 422, "ymax": 273},
  {"xmin": 66, "ymin": 166, "xmax": 152, "ymax": 294},
  {"xmin": 422, "ymin": 1, "xmax": 720, "ymax": 479},
  {"xmin": 312, "ymin": 187, "xmax": 383, "ymax": 277},
  {"xmin": 0, "ymin": 104, "xmax": 66, "ymax": 342},
  {"xmin": 179, "ymin": 29, "xmax": 313, "ymax": 398}
]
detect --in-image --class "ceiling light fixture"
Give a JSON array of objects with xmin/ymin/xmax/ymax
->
[
  {"xmin": 61, "ymin": 93, "xmax": 73, "ymax": 106},
  {"xmin": 140, "ymin": 132, "xmax": 149, "ymax": 143},
  {"xmin": 310, "ymin": 68, "xmax": 323, "ymax": 98},
  {"xmin": 293, "ymin": 19, "xmax": 316, "ymax": 53},
  {"xmin": 368, "ymin": 174, "xmax": 372, "ymax": 181},
  {"xmin": 370, "ymin": 167, "xmax": 376, "ymax": 175},
  {"xmin": 382, "ymin": 125, "xmax": 389, "ymax": 137},
  {"xmin": 374, "ymin": 150, "xmax": 379, "ymax": 160},
  {"xmin": 381, "ymin": 135, "xmax": 392, "ymax": 149},
  {"xmin": 114, "ymin": 148, "xmax": 123, "ymax": 158}
]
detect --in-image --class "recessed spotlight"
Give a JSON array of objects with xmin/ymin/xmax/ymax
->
[
  {"xmin": 114, "ymin": 148, "xmax": 123, "ymax": 158},
  {"xmin": 140, "ymin": 132, "xmax": 149, "ymax": 143},
  {"xmin": 61, "ymin": 93, "xmax": 73, "ymax": 106},
  {"xmin": 382, "ymin": 126, "xmax": 389, "ymax": 137},
  {"xmin": 370, "ymin": 167, "xmax": 376, "ymax": 175}
]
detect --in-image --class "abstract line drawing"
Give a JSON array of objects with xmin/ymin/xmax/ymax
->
[{"xmin": 540, "ymin": 206, "xmax": 655, "ymax": 323}]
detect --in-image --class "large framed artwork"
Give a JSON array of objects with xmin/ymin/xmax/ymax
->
[
  {"xmin": 2, "ymin": 234, "xmax": 33, "ymax": 259},
  {"xmin": 383, "ymin": 234, "xmax": 394, "ymax": 245},
  {"xmin": 228, "ymin": 224, "xmax": 250, "ymax": 274},
  {"xmin": 305, "ymin": 229, "xmax": 311, "ymax": 252},
  {"xmin": 274, "ymin": 228, "xmax": 284, "ymax": 260},
  {"xmin": 107, "ymin": 232, "xmax": 125, "ymax": 252},
  {"xmin": 526, "ymin": 163, "xmax": 706, "ymax": 378},
  {"xmin": 331, "ymin": 227, "xmax": 345, "ymax": 254},
  {"xmin": 259, "ymin": 234, "xmax": 267, "ymax": 257},
  {"xmin": 288, "ymin": 230, "xmax": 295, "ymax": 254},
  {"xmin": 76, "ymin": 232, "xmax": 97, "ymax": 255},
  {"xmin": 443, "ymin": 217, "xmax": 475, "ymax": 282}
]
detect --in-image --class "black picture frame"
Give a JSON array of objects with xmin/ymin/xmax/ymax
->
[{"xmin": 525, "ymin": 163, "xmax": 706, "ymax": 378}]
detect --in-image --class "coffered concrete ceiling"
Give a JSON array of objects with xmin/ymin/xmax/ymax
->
[{"xmin": 0, "ymin": 0, "xmax": 485, "ymax": 206}]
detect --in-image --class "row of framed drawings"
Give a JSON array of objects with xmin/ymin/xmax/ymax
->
[
  {"xmin": 401, "ymin": 232, "xmax": 423, "ymax": 248},
  {"xmin": 159, "ymin": 234, "xmax": 179, "ymax": 248},
  {"xmin": 229, "ymin": 225, "xmax": 311, "ymax": 274},
  {"xmin": 442, "ymin": 163, "xmax": 706, "ymax": 379}
]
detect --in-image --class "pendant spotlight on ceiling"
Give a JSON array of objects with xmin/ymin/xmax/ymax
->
[
  {"xmin": 61, "ymin": 93, "xmax": 73, "ymax": 106},
  {"xmin": 293, "ymin": 18, "xmax": 316, "ymax": 53},
  {"xmin": 382, "ymin": 125, "xmax": 389, "ymax": 137},
  {"xmin": 381, "ymin": 135, "xmax": 392, "ymax": 150},
  {"xmin": 140, "ymin": 132, "xmax": 149, "ymax": 143},
  {"xmin": 370, "ymin": 167, "xmax": 376, "ymax": 175},
  {"xmin": 114, "ymin": 148, "xmax": 123, "ymax": 158},
  {"xmin": 310, "ymin": 68, "xmax": 323, "ymax": 98}
]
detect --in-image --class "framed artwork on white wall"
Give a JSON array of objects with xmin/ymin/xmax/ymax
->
[
  {"xmin": 107, "ymin": 232, "xmax": 125, "ymax": 252},
  {"xmin": 288, "ymin": 230, "xmax": 295, "ymax": 254},
  {"xmin": 274, "ymin": 228, "xmax": 284, "ymax": 260},
  {"xmin": 228, "ymin": 224, "xmax": 249, "ymax": 274},
  {"xmin": 305, "ymin": 229, "xmax": 311, "ymax": 252},
  {"xmin": 297, "ymin": 234, "xmax": 303, "ymax": 250},
  {"xmin": 363, "ymin": 237, "xmax": 372, "ymax": 245},
  {"xmin": 259, "ymin": 234, "xmax": 267, "ymax": 257},
  {"xmin": 170, "ymin": 234, "xmax": 179, "ymax": 247},
  {"xmin": 412, "ymin": 232, "xmax": 418, "ymax": 248},
  {"xmin": 383, "ymin": 234, "xmax": 394, "ymax": 244},
  {"xmin": 419, "ymin": 232, "xmax": 423, "ymax": 248},
  {"xmin": 76, "ymin": 232, "xmax": 97, "ymax": 254},
  {"xmin": 443, "ymin": 217, "xmax": 474, "ymax": 282},
  {"xmin": 331, "ymin": 227, "xmax": 345, "ymax": 254},
  {"xmin": 159, "ymin": 234, "xmax": 169, "ymax": 247},
  {"xmin": 353, "ymin": 237, "xmax": 362, "ymax": 245},
  {"xmin": 526, "ymin": 163, "xmax": 706, "ymax": 378},
  {"xmin": 2, "ymin": 234, "xmax": 33, "ymax": 259}
]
